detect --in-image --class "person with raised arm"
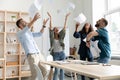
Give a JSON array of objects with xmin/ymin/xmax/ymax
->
[
  {"xmin": 16, "ymin": 13, "xmax": 49, "ymax": 80},
  {"xmin": 73, "ymin": 22, "xmax": 94, "ymax": 80},
  {"xmin": 47, "ymin": 12, "xmax": 70, "ymax": 80}
]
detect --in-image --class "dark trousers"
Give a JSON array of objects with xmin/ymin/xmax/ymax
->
[{"xmin": 80, "ymin": 56, "xmax": 94, "ymax": 80}]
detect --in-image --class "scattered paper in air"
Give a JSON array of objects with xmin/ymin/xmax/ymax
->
[
  {"xmin": 34, "ymin": 0, "xmax": 43, "ymax": 10},
  {"xmin": 28, "ymin": 0, "xmax": 43, "ymax": 19},
  {"xmin": 67, "ymin": 2, "xmax": 75, "ymax": 12},
  {"xmin": 57, "ymin": 9, "xmax": 61, "ymax": 14},
  {"xmin": 57, "ymin": 2, "xmax": 75, "ymax": 15},
  {"xmin": 74, "ymin": 13, "xmax": 87, "ymax": 24},
  {"xmin": 28, "ymin": 4, "xmax": 38, "ymax": 19}
]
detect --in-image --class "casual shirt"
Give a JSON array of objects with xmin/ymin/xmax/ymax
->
[
  {"xmin": 73, "ymin": 31, "xmax": 93, "ymax": 59},
  {"xmin": 49, "ymin": 29, "xmax": 66, "ymax": 55},
  {"xmin": 94, "ymin": 28, "xmax": 111, "ymax": 59},
  {"xmin": 17, "ymin": 26, "xmax": 42, "ymax": 55},
  {"xmin": 53, "ymin": 39, "xmax": 63, "ymax": 52}
]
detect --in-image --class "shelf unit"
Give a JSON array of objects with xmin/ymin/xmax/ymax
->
[
  {"xmin": 0, "ymin": 10, "xmax": 31, "ymax": 80},
  {"xmin": 0, "ymin": 58, "xmax": 5, "ymax": 80}
]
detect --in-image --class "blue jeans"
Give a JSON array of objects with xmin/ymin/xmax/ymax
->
[
  {"xmin": 53, "ymin": 51, "xmax": 65, "ymax": 80},
  {"xmin": 97, "ymin": 57, "xmax": 110, "ymax": 63}
]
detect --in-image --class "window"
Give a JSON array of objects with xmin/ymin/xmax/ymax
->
[
  {"xmin": 105, "ymin": 12, "xmax": 120, "ymax": 54},
  {"xmin": 105, "ymin": 0, "xmax": 120, "ymax": 55},
  {"xmin": 93, "ymin": 0, "xmax": 120, "ymax": 55}
]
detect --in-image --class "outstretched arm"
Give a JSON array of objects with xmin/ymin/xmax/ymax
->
[
  {"xmin": 73, "ymin": 22, "xmax": 81, "ymax": 38},
  {"xmin": 86, "ymin": 31, "xmax": 99, "ymax": 47},
  {"xmin": 40, "ymin": 18, "xmax": 49, "ymax": 33},
  {"xmin": 63, "ymin": 13, "xmax": 71, "ymax": 30},
  {"xmin": 47, "ymin": 12, "xmax": 52, "ymax": 30},
  {"xmin": 75, "ymin": 22, "xmax": 80, "ymax": 32},
  {"xmin": 28, "ymin": 13, "xmax": 40, "ymax": 28}
]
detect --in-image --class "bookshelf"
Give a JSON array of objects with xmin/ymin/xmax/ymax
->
[{"xmin": 0, "ymin": 10, "xmax": 31, "ymax": 80}]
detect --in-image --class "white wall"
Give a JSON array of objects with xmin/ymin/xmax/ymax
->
[
  {"xmin": 92, "ymin": 0, "xmax": 107, "ymax": 26},
  {"xmin": 0, "ymin": 0, "xmax": 34, "ymax": 11}
]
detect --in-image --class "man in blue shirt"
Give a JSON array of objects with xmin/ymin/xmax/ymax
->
[
  {"xmin": 16, "ymin": 13, "xmax": 49, "ymax": 80},
  {"xmin": 86, "ymin": 18, "xmax": 111, "ymax": 63}
]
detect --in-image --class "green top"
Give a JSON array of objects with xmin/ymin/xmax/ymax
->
[{"xmin": 49, "ymin": 29, "xmax": 66, "ymax": 55}]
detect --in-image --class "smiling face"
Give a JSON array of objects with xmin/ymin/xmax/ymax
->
[
  {"xmin": 16, "ymin": 18, "xmax": 28, "ymax": 29},
  {"xmin": 85, "ymin": 23, "xmax": 91, "ymax": 30},
  {"xmin": 53, "ymin": 27, "xmax": 59, "ymax": 34},
  {"xmin": 95, "ymin": 18, "xmax": 108, "ymax": 28},
  {"xmin": 19, "ymin": 19, "xmax": 28, "ymax": 29}
]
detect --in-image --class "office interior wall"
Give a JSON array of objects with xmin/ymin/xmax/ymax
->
[{"xmin": 0, "ymin": 0, "xmax": 34, "ymax": 11}]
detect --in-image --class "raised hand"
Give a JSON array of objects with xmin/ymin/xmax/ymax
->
[
  {"xmin": 76, "ymin": 22, "xmax": 80, "ymax": 29},
  {"xmin": 47, "ymin": 12, "xmax": 52, "ymax": 29},
  {"xmin": 40, "ymin": 18, "xmax": 49, "ymax": 33},
  {"xmin": 65, "ymin": 13, "xmax": 71, "ymax": 19},
  {"xmin": 33, "ymin": 13, "xmax": 40, "ymax": 21},
  {"xmin": 47, "ymin": 12, "xmax": 51, "ymax": 18},
  {"xmin": 43, "ymin": 18, "xmax": 49, "ymax": 26},
  {"xmin": 28, "ymin": 13, "xmax": 40, "ymax": 28},
  {"xmin": 64, "ymin": 13, "xmax": 71, "ymax": 30}
]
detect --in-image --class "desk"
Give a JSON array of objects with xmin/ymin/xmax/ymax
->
[{"xmin": 41, "ymin": 60, "xmax": 120, "ymax": 80}]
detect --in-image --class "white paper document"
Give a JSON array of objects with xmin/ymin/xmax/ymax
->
[
  {"xmin": 28, "ymin": 0, "xmax": 43, "ymax": 19},
  {"xmin": 28, "ymin": 4, "xmax": 38, "ymax": 19},
  {"xmin": 57, "ymin": 2, "xmax": 75, "ymax": 15},
  {"xmin": 74, "ymin": 13, "xmax": 87, "ymax": 24},
  {"xmin": 66, "ymin": 2, "xmax": 75, "ymax": 12},
  {"xmin": 34, "ymin": 0, "xmax": 43, "ymax": 10},
  {"xmin": 90, "ymin": 40, "xmax": 101, "ymax": 58}
]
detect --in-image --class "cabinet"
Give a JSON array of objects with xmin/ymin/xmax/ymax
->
[{"xmin": 0, "ymin": 10, "xmax": 31, "ymax": 80}]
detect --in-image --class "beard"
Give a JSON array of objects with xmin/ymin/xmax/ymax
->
[{"xmin": 95, "ymin": 24, "xmax": 99, "ymax": 27}]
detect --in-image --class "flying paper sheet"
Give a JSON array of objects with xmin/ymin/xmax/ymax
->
[
  {"xmin": 57, "ymin": 2, "xmax": 75, "ymax": 15},
  {"xmin": 28, "ymin": 0, "xmax": 43, "ymax": 19},
  {"xmin": 34, "ymin": 0, "xmax": 43, "ymax": 10},
  {"xmin": 74, "ymin": 13, "xmax": 87, "ymax": 24},
  {"xmin": 57, "ymin": 9, "xmax": 66, "ymax": 15},
  {"xmin": 67, "ymin": 2, "xmax": 75, "ymax": 12},
  {"xmin": 28, "ymin": 4, "xmax": 38, "ymax": 19}
]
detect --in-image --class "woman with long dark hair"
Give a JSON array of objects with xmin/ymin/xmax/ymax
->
[{"xmin": 73, "ymin": 22, "xmax": 94, "ymax": 80}]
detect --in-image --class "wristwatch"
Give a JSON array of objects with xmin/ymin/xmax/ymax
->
[
  {"xmin": 86, "ymin": 40, "xmax": 90, "ymax": 42},
  {"xmin": 43, "ymin": 25, "xmax": 46, "ymax": 28}
]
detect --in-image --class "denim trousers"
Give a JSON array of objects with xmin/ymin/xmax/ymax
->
[
  {"xmin": 53, "ymin": 51, "xmax": 65, "ymax": 80},
  {"xmin": 97, "ymin": 57, "xmax": 110, "ymax": 63}
]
